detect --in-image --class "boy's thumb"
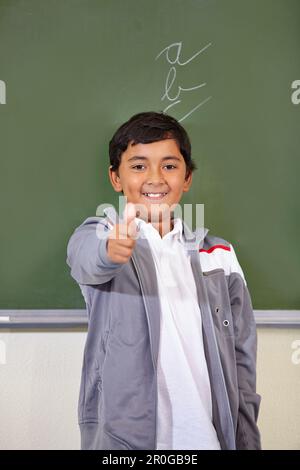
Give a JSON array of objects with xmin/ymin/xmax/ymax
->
[
  {"xmin": 123, "ymin": 202, "xmax": 136, "ymax": 224},
  {"xmin": 123, "ymin": 202, "xmax": 138, "ymax": 238}
]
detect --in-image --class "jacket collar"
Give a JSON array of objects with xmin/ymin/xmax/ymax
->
[{"xmin": 103, "ymin": 205, "xmax": 208, "ymax": 251}]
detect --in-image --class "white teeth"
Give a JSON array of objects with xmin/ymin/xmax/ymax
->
[{"xmin": 143, "ymin": 193, "xmax": 166, "ymax": 198}]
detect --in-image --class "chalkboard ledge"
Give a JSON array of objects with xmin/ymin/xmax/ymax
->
[{"xmin": 0, "ymin": 310, "xmax": 299, "ymax": 328}]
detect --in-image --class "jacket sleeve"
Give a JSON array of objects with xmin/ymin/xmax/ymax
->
[
  {"xmin": 66, "ymin": 216, "xmax": 126, "ymax": 285},
  {"xmin": 228, "ymin": 244, "xmax": 262, "ymax": 450}
]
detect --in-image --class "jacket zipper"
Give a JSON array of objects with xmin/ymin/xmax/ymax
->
[
  {"xmin": 192, "ymin": 250, "xmax": 236, "ymax": 449},
  {"xmin": 131, "ymin": 256, "xmax": 158, "ymax": 451},
  {"xmin": 206, "ymin": 305, "xmax": 236, "ymax": 448}
]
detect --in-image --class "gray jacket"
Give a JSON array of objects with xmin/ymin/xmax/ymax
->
[{"xmin": 66, "ymin": 206, "xmax": 261, "ymax": 450}]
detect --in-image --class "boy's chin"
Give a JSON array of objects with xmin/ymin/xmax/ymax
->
[
  {"xmin": 143, "ymin": 207, "xmax": 175, "ymax": 224},
  {"xmin": 132, "ymin": 200, "xmax": 179, "ymax": 224}
]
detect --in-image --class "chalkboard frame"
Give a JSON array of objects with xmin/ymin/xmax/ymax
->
[{"xmin": 0, "ymin": 310, "xmax": 299, "ymax": 328}]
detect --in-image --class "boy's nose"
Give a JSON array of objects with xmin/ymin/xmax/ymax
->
[{"xmin": 147, "ymin": 168, "xmax": 164, "ymax": 185}]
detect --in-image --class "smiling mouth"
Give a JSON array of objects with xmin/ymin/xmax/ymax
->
[{"xmin": 142, "ymin": 192, "xmax": 168, "ymax": 200}]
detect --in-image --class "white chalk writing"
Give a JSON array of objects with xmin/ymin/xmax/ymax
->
[{"xmin": 155, "ymin": 41, "xmax": 211, "ymax": 121}]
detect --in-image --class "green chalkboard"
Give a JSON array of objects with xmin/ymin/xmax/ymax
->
[{"xmin": 0, "ymin": 0, "xmax": 299, "ymax": 310}]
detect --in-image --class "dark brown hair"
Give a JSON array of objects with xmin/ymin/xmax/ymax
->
[{"xmin": 109, "ymin": 111, "xmax": 197, "ymax": 177}]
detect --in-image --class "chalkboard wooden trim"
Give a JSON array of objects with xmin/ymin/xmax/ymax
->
[{"xmin": 0, "ymin": 310, "xmax": 299, "ymax": 328}]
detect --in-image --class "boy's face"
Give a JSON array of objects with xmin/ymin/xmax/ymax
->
[{"xmin": 109, "ymin": 138, "xmax": 192, "ymax": 224}]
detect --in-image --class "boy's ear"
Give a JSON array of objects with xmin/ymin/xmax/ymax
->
[
  {"xmin": 183, "ymin": 170, "xmax": 193, "ymax": 192},
  {"xmin": 109, "ymin": 165, "xmax": 123, "ymax": 192}
]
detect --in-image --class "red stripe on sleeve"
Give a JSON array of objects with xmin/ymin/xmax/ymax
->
[{"xmin": 199, "ymin": 244, "xmax": 231, "ymax": 254}]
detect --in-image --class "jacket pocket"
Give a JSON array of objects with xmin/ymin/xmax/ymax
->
[
  {"xmin": 79, "ymin": 422, "xmax": 134, "ymax": 450},
  {"xmin": 102, "ymin": 429, "xmax": 133, "ymax": 450},
  {"xmin": 236, "ymin": 390, "xmax": 262, "ymax": 450},
  {"xmin": 80, "ymin": 423, "xmax": 133, "ymax": 450},
  {"xmin": 78, "ymin": 357, "xmax": 103, "ymax": 423}
]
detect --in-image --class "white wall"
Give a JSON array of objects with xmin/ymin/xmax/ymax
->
[
  {"xmin": 0, "ymin": 329, "xmax": 86, "ymax": 450},
  {"xmin": 0, "ymin": 327, "xmax": 299, "ymax": 450},
  {"xmin": 257, "ymin": 328, "xmax": 300, "ymax": 450}
]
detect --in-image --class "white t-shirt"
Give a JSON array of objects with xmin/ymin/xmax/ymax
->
[{"xmin": 136, "ymin": 217, "xmax": 221, "ymax": 450}]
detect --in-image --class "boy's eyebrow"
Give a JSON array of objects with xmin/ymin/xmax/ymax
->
[{"xmin": 127, "ymin": 155, "xmax": 182, "ymax": 162}]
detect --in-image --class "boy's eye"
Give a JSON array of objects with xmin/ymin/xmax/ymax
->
[
  {"xmin": 131, "ymin": 164, "xmax": 177, "ymax": 171},
  {"xmin": 164, "ymin": 164, "xmax": 176, "ymax": 170},
  {"xmin": 131, "ymin": 164, "xmax": 145, "ymax": 170}
]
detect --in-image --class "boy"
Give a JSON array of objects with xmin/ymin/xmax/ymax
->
[{"xmin": 66, "ymin": 111, "xmax": 261, "ymax": 450}]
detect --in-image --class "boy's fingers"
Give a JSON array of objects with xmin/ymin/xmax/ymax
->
[{"xmin": 114, "ymin": 245, "xmax": 134, "ymax": 258}]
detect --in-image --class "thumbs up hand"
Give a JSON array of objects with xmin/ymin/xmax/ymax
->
[
  {"xmin": 107, "ymin": 203, "xmax": 138, "ymax": 264},
  {"xmin": 122, "ymin": 202, "xmax": 138, "ymax": 239}
]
